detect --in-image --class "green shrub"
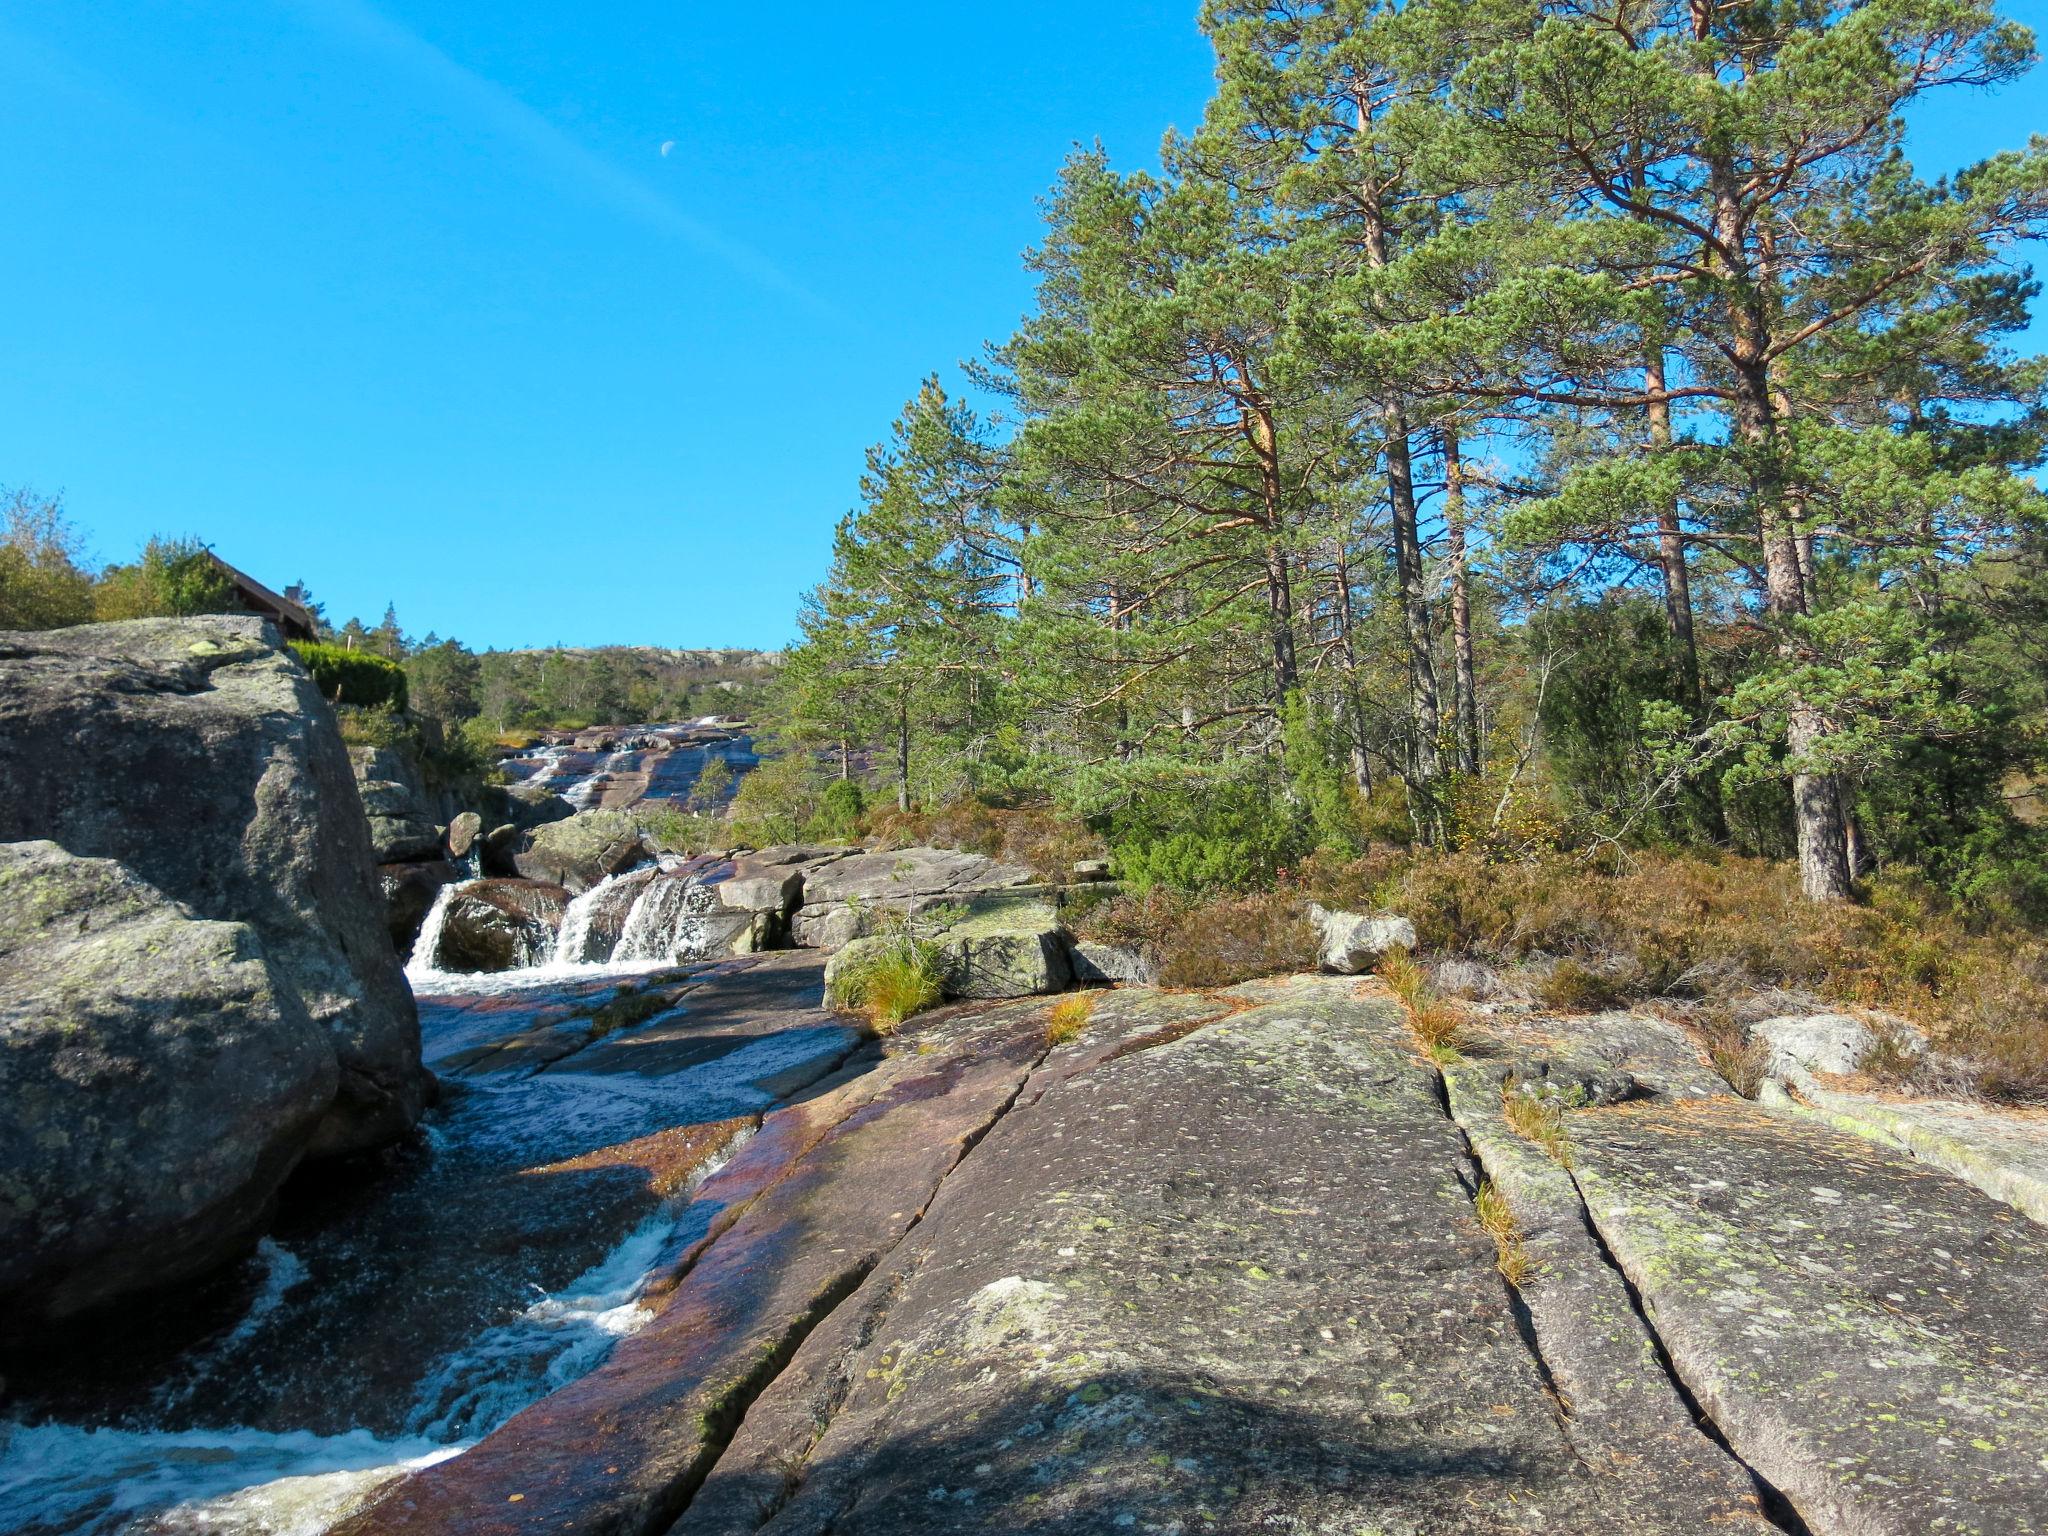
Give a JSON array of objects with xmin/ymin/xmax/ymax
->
[
  {"xmin": 815, "ymin": 778, "xmax": 865, "ymax": 839},
  {"xmin": 1108, "ymin": 773, "xmax": 1310, "ymax": 894},
  {"xmin": 292, "ymin": 641, "xmax": 409, "ymax": 709},
  {"xmin": 93, "ymin": 537, "xmax": 237, "ymax": 622}
]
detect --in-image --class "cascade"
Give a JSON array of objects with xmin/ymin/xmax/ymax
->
[
  {"xmin": 547, "ymin": 874, "xmax": 628, "ymax": 970},
  {"xmin": 614, "ymin": 876, "xmax": 715, "ymax": 964},
  {"xmin": 403, "ymin": 880, "xmax": 475, "ymax": 985}
]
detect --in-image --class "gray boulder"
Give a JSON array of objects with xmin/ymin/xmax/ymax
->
[
  {"xmin": 716, "ymin": 859, "xmax": 805, "ymax": 921},
  {"xmin": 514, "ymin": 809, "xmax": 655, "ymax": 894},
  {"xmin": 350, "ymin": 755, "xmax": 441, "ymax": 865},
  {"xmin": 1751, "ymin": 1012, "xmax": 1923, "ymax": 1079},
  {"xmin": 935, "ymin": 897, "xmax": 1072, "ymax": 1000},
  {"xmin": 491, "ymin": 779, "xmax": 575, "ymax": 831},
  {"xmin": 0, "ymin": 617, "xmax": 425, "ymax": 1156},
  {"xmin": 1307, "ymin": 903, "xmax": 1418, "ymax": 974},
  {"xmin": 792, "ymin": 847, "xmax": 1033, "ymax": 948},
  {"xmin": 1069, "ymin": 939, "xmax": 1154, "ymax": 986},
  {"xmin": 0, "ymin": 841, "xmax": 338, "ymax": 1328}
]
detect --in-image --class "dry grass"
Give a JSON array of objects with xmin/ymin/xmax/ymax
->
[
  {"xmin": 1379, "ymin": 946, "xmax": 1462, "ymax": 1062},
  {"xmin": 1473, "ymin": 1180, "xmax": 1534, "ymax": 1287},
  {"xmin": 1302, "ymin": 848, "xmax": 2048, "ymax": 1105},
  {"xmin": 1072, "ymin": 888, "xmax": 1320, "ymax": 990},
  {"xmin": 1697, "ymin": 1010, "xmax": 1770, "ymax": 1099},
  {"xmin": 1502, "ymin": 1091, "xmax": 1574, "ymax": 1167},
  {"xmin": 1046, "ymin": 992, "xmax": 1096, "ymax": 1045}
]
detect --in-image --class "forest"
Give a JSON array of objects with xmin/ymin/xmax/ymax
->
[{"xmin": 765, "ymin": 0, "xmax": 2048, "ymax": 925}]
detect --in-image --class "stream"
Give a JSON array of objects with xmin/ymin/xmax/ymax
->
[{"xmin": 1, "ymin": 879, "xmax": 857, "ymax": 1535}]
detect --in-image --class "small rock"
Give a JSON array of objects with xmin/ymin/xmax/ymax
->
[
  {"xmin": 1307, "ymin": 904, "xmax": 1418, "ymax": 975},
  {"xmin": 1071, "ymin": 859, "xmax": 1113, "ymax": 882},
  {"xmin": 446, "ymin": 811, "xmax": 483, "ymax": 860},
  {"xmin": 1432, "ymin": 959, "xmax": 1498, "ymax": 1000},
  {"xmin": 1069, "ymin": 940, "xmax": 1153, "ymax": 986},
  {"xmin": 1752, "ymin": 1013, "xmax": 1881, "ymax": 1078},
  {"xmin": 1505, "ymin": 1055, "xmax": 1639, "ymax": 1107}
]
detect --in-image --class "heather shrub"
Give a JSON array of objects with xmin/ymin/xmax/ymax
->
[{"xmin": 1074, "ymin": 887, "xmax": 1318, "ymax": 989}]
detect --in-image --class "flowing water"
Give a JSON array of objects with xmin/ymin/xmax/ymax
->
[
  {"xmin": 2, "ymin": 903, "xmax": 858, "ymax": 1535},
  {"xmin": 499, "ymin": 723, "xmax": 758, "ymax": 812}
]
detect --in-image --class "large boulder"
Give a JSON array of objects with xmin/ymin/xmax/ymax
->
[
  {"xmin": 1751, "ymin": 1012, "xmax": 1924, "ymax": 1079},
  {"xmin": 478, "ymin": 779, "xmax": 575, "ymax": 832},
  {"xmin": 0, "ymin": 842, "xmax": 338, "ymax": 1327},
  {"xmin": 359, "ymin": 780, "xmax": 441, "ymax": 863},
  {"xmin": 1307, "ymin": 903, "xmax": 1418, "ymax": 974},
  {"xmin": 791, "ymin": 847, "xmax": 1034, "ymax": 949},
  {"xmin": 936, "ymin": 897, "xmax": 1072, "ymax": 1000},
  {"xmin": 1069, "ymin": 939, "xmax": 1155, "ymax": 986},
  {"xmin": 424, "ymin": 880, "xmax": 568, "ymax": 974},
  {"xmin": 0, "ymin": 617, "xmax": 425, "ymax": 1157},
  {"xmin": 715, "ymin": 859, "xmax": 806, "ymax": 921},
  {"xmin": 514, "ymin": 809, "xmax": 655, "ymax": 894}
]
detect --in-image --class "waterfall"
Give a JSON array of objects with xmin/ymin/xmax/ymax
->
[
  {"xmin": 404, "ymin": 880, "xmax": 475, "ymax": 985},
  {"xmin": 547, "ymin": 875, "xmax": 629, "ymax": 971},
  {"xmin": 402, "ymin": 872, "xmax": 716, "ymax": 990},
  {"xmin": 614, "ymin": 877, "xmax": 715, "ymax": 964}
]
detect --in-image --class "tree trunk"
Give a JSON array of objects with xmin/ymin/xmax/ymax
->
[
  {"xmin": 1734, "ymin": 354, "xmax": 1851, "ymax": 900},
  {"xmin": 1714, "ymin": 148, "xmax": 1849, "ymax": 902},
  {"xmin": 1386, "ymin": 408, "xmax": 1442, "ymax": 827},
  {"xmin": 896, "ymin": 690, "xmax": 911, "ymax": 815},
  {"xmin": 1356, "ymin": 153, "xmax": 1440, "ymax": 834},
  {"xmin": 1644, "ymin": 345, "xmax": 1703, "ymax": 706},
  {"xmin": 1441, "ymin": 428, "xmax": 1481, "ymax": 777},
  {"xmin": 1266, "ymin": 543, "xmax": 1300, "ymax": 707},
  {"xmin": 1247, "ymin": 398, "xmax": 1299, "ymax": 710},
  {"xmin": 1332, "ymin": 539, "xmax": 1372, "ymax": 794}
]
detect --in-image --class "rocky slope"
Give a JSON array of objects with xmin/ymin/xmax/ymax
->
[{"xmin": 327, "ymin": 976, "xmax": 2048, "ymax": 1536}]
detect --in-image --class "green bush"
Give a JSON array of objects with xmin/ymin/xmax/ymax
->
[
  {"xmin": 1108, "ymin": 772, "xmax": 1311, "ymax": 894},
  {"xmin": 292, "ymin": 641, "xmax": 409, "ymax": 710},
  {"xmin": 816, "ymin": 778, "xmax": 866, "ymax": 839}
]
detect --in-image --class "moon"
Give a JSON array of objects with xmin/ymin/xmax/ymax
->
[{"xmin": 659, "ymin": 140, "xmax": 675, "ymax": 157}]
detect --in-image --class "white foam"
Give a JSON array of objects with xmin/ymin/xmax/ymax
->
[
  {"xmin": 0, "ymin": 1422, "xmax": 461, "ymax": 1536},
  {"xmin": 0, "ymin": 1139, "xmax": 768, "ymax": 1536}
]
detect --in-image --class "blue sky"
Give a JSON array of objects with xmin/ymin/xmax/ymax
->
[{"xmin": 1, "ymin": 2, "xmax": 2043, "ymax": 651}]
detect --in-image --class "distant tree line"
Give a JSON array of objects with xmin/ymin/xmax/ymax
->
[
  {"xmin": 774, "ymin": 0, "xmax": 2048, "ymax": 917},
  {"xmin": 0, "ymin": 489, "xmax": 774, "ymax": 741}
]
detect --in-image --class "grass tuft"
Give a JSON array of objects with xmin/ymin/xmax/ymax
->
[
  {"xmin": 1047, "ymin": 992, "xmax": 1096, "ymax": 1045},
  {"xmin": 1473, "ymin": 1180, "xmax": 1534, "ymax": 1287},
  {"xmin": 827, "ymin": 933, "xmax": 945, "ymax": 1036},
  {"xmin": 1502, "ymin": 1090, "xmax": 1574, "ymax": 1167},
  {"xmin": 1379, "ymin": 946, "xmax": 1462, "ymax": 1061},
  {"xmin": 1697, "ymin": 1011, "xmax": 1770, "ymax": 1099}
]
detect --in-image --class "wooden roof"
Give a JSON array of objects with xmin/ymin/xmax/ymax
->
[{"xmin": 207, "ymin": 553, "xmax": 319, "ymax": 641}]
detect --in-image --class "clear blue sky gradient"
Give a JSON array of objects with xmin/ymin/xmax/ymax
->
[{"xmin": 2, "ymin": 2, "xmax": 2043, "ymax": 650}]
